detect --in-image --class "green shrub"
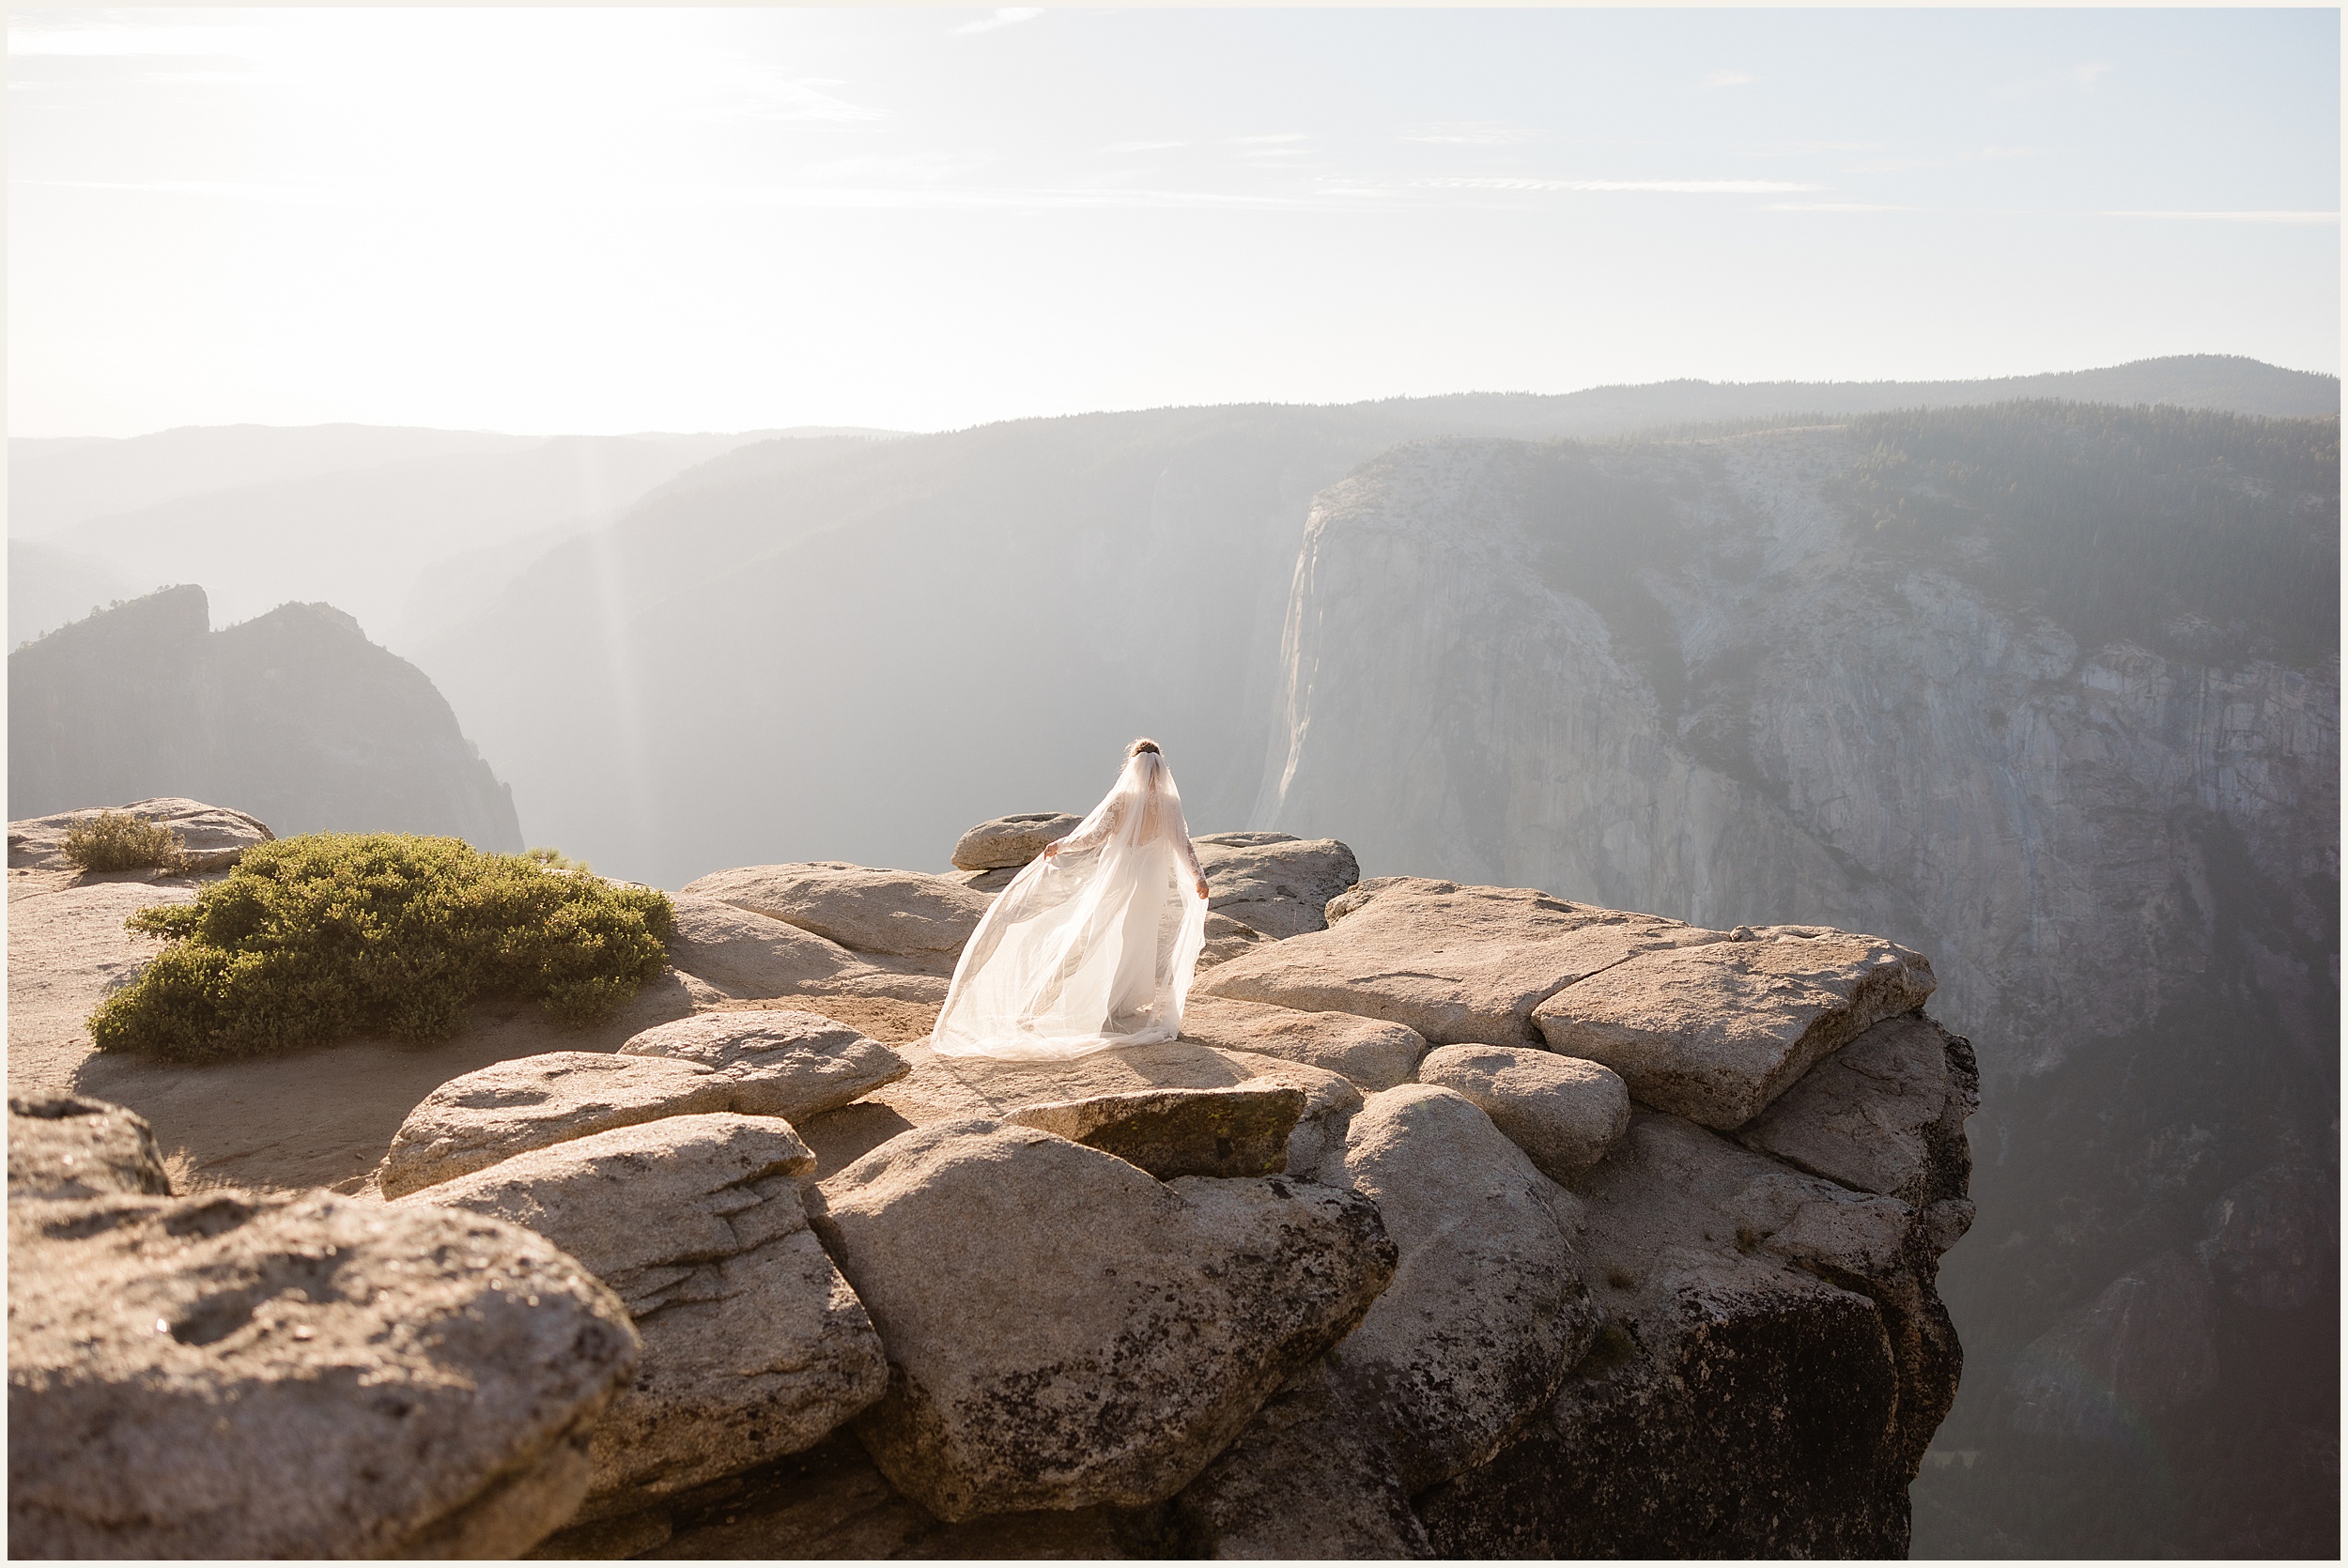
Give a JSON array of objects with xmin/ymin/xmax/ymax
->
[
  {"xmin": 62, "ymin": 811, "xmax": 189, "ymax": 874},
  {"xmin": 89, "ymin": 833, "xmax": 676, "ymax": 1063},
  {"xmin": 523, "ymin": 846, "xmax": 591, "ymax": 872}
]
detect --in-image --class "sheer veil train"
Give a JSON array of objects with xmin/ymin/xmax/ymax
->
[{"xmin": 930, "ymin": 740, "xmax": 1211, "ymax": 1060}]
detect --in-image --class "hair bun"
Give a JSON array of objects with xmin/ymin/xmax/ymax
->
[{"xmin": 1128, "ymin": 737, "xmax": 1162, "ymax": 757}]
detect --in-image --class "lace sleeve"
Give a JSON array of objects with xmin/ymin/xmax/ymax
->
[
  {"xmin": 1049, "ymin": 794, "xmax": 1124, "ymax": 856},
  {"xmin": 1174, "ymin": 829, "xmax": 1208, "ymax": 895}
]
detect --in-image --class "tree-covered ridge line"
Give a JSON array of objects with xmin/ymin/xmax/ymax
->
[{"xmin": 1832, "ymin": 401, "xmax": 2340, "ymax": 670}]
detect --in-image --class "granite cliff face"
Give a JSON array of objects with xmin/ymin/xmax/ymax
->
[
  {"xmin": 8, "ymin": 585, "xmax": 521, "ymax": 851},
  {"xmin": 1248, "ymin": 413, "xmax": 2340, "ymax": 1554}
]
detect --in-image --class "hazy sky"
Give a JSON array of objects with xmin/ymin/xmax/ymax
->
[{"xmin": 9, "ymin": 6, "xmax": 2340, "ymax": 438}]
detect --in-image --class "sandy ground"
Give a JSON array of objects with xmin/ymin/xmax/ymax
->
[{"xmin": 5, "ymin": 864, "xmax": 943, "ymax": 1196}]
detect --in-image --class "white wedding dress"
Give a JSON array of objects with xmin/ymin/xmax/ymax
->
[{"xmin": 931, "ymin": 750, "xmax": 1210, "ymax": 1059}]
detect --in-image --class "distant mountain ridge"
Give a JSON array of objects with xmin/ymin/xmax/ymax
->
[
  {"xmin": 8, "ymin": 585, "xmax": 520, "ymax": 850},
  {"xmin": 1352, "ymin": 354, "xmax": 2339, "ymax": 435}
]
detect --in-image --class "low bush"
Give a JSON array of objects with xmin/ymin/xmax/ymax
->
[
  {"xmin": 90, "ymin": 834, "xmax": 676, "ymax": 1063},
  {"xmin": 62, "ymin": 811, "xmax": 189, "ymax": 874}
]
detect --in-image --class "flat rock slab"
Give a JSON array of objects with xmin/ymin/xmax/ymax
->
[
  {"xmin": 403, "ymin": 1114, "xmax": 888, "ymax": 1516},
  {"xmin": 869, "ymin": 1038, "xmax": 1363, "ymax": 1180},
  {"xmin": 378, "ymin": 1052, "xmax": 820, "ymax": 1200},
  {"xmin": 951, "ymin": 814, "xmax": 1081, "ymax": 871},
  {"xmin": 1195, "ymin": 832, "xmax": 1361, "ymax": 940},
  {"xmin": 8, "ymin": 1093, "xmax": 172, "ymax": 1200},
  {"xmin": 1416, "ymin": 1044, "xmax": 1630, "ymax": 1182},
  {"xmin": 1736, "ymin": 1013, "xmax": 1972, "ymax": 1210},
  {"xmin": 8, "ymin": 798, "xmax": 273, "ymax": 872},
  {"xmin": 1180, "ymin": 994, "xmax": 1429, "ymax": 1092},
  {"xmin": 809, "ymin": 1119, "xmax": 1397, "ymax": 1520},
  {"xmin": 1328, "ymin": 1084, "xmax": 1596, "ymax": 1491},
  {"xmin": 668, "ymin": 894, "xmax": 946, "ymax": 1002},
  {"xmin": 8, "ymin": 1188, "xmax": 639, "ymax": 1559},
  {"xmin": 619, "ymin": 1009, "xmax": 909, "ymax": 1117},
  {"xmin": 1197, "ymin": 878, "xmax": 1717, "ymax": 1047},
  {"xmin": 680, "ymin": 864, "xmax": 992, "ymax": 960},
  {"xmin": 1533, "ymin": 928, "xmax": 1938, "ymax": 1130},
  {"xmin": 1004, "ymin": 1085, "xmax": 1305, "ymax": 1179}
]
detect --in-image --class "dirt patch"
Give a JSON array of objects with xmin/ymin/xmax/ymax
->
[{"xmin": 709, "ymin": 993, "xmax": 941, "ymax": 1046}]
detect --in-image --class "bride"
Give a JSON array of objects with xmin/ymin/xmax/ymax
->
[{"xmin": 931, "ymin": 739, "xmax": 1212, "ymax": 1059}]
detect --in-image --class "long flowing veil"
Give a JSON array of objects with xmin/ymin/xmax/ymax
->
[{"xmin": 931, "ymin": 749, "xmax": 1210, "ymax": 1059}]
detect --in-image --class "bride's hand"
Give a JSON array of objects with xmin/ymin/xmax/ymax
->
[
  {"xmin": 1040, "ymin": 841, "xmax": 1059, "ymax": 859},
  {"xmin": 1196, "ymin": 877, "xmax": 1210, "ymax": 900}
]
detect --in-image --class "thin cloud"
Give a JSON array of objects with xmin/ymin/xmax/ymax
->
[
  {"xmin": 1101, "ymin": 141, "xmax": 1186, "ymax": 154},
  {"xmin": 1228, "ymin": 133, "xmax": 1309, "ymax": 146},
  {"xmin": 1704, "ymin": 70, "xmax": 1759, "ymax": 89},
  {"xmin": 1414, "ymin": 177, "xmax": 1821, "ymax": 194},
  {"xmin": 2102, "ymin": 209, "xmax": 2338, "ymax": 224},
  {"xmin": 950, "ymin": 9, "xmax": 1043, "ymax": 38},
  {"xmin": 2072, "ymin": 61, "xmax": 2116, "ymax": 90}
]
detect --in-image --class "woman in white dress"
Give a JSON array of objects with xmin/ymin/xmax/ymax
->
[{"xmin": 930, "ymin": 739, "xmax": 1212, "ymax": 1060}]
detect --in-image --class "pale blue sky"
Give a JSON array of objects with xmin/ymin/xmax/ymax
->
[{"xmin": 8, "ymin": 7, "xmax": 2340, "ymax": 436}]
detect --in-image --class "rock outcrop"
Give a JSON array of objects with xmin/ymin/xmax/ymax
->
[
  {"xmin": 8, "ymin": 1185, "xmax": 640, "ymax": 1558},
  {"xmin": 396, "ymin": 1114, "xmax": 888, "ymax": 1517},
  {"xmin": 4, "ymin": 792, "xmax": 1979, "ymax": 1557},
  {"xmin": 1178, "ymin": 994, "xmax": 1429, "ymax": 1091},
  {"xmin": 806, "ymin": 1119, "xmax": 1397, "ymax": 1520},
  {"xmin": 951, "ymin": 812, "xmax": 1080, "ymax": 872},
  {"xmin": 7, "ymin": 586, "xmax": 521, "ymax": 849},
  {"xmin": 680, "ymin": 863, "xmax": 992, "ymax": 976},
  {"xmin": 377, "ymin": 1051, "xmax": 826, "ymax": 1199},
  {"xmin": 7, "ymin": 1092, "xmax": 173, "ymax": 1200},
  {"xmin": 1534, "ymin": 927, "xmax": 1937, "ymax": 1130},
  {"xmin": 7, "ymin": 797, "xmax": 272, "ymax": 872},
  {"xmin": 1192, "ymin": 831, "xmax": 1361, "ymax": 940},
  {"xmin": 1415, "ymin": 1043, "xmax": 1630, "ymax": 1181},
  {"xmin": 1197, "ymin": 878, "xmax": 1720, "ymax": 1047}
]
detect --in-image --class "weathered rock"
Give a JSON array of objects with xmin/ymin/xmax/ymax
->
[
  {"xmin": 1533, "ymin": 928, "xmax": 1938, "ymax": 1130},
  {"xmin": 1172, "ymin": 1361, "xmax": 1432, "ymax": 1559},
  {"xmin": 8, "ymin": 1187, "xmax": 639, "ymax": 1558},
  {"xmin": 681, "ymin": 862, "xmax": 992, "ymax": 960},
  {"xmin": 2197, "ymin": 1159, "xmax": 2338, "ymax": 1311},
  {"xmin": 1326, "ymin": 1084, "xmax": 1597, "ymax": 1490},
  {"xmin": 1197, "ymin": 909, "xmax": 1274, "ymax": 970},
  {"xmin": 7, "ymin": 797, "xmax": 273, "ymax": 872},
  {"xmin": 952, "ymin": 865, "xmax": 1020, "ymax": 895},
  {"xmin": 848, "ymin": 1038, "xmax": 1363, "ymax": 1184},
  {"xmin": 1194, "ymin": 832, "xmax": 1362, "ymax": 940},
  {"xmin": 1004, "ymin": 1085, "xmax": 1305, "ymax": 1179},
  {"xmin": 950, "ymin": 812, "xmax": 1081, "ymax": 871},
  {"xmin": 666, "ymin": 893, "xmax": 944, "ymax": 1004},
  {"xmin": 637, "ymin": 1431, "xmax": 1179, "ymax": 1560},
  {"xmin": 1737, "ymin": 1012, "xmax": 1974, "ymax": 1210},
  {"xmin": 1198, "ymin": 878, "xmax": 1714, "ymax": 1047},
  {"xmin": 401, "ymin": 1114, "xmax": 888, "ymax": 1515},
  {"xmin": 377, "ymin": 1052, "xmax": 820, "ymax": 1200},
  {"xmin": 618, "ymin": 1008, "xmax": 909, "ymax": 1117},
  {"xmin": 8, "ymin": 1092, "xmax": 171, "ymax": 1199},
  {"xmin": 1416, "ymin": 1108, "xmax": 1958, "ymax": 1557},
  {"xmin": 1180, "ymin": 993, "xmax": 1429, "ymax": 1092},
  {"xmin": 2008, "ymin": 1250, "xmax": 2218, "ymax": 1438},
  {"xmin": 1414, "ymin": 1044, "xmax": 1630, "ymax": 1181},
  {"xmin": 808, "ymin": 1119, "xmax": 1397, "ymax": 1520}
]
